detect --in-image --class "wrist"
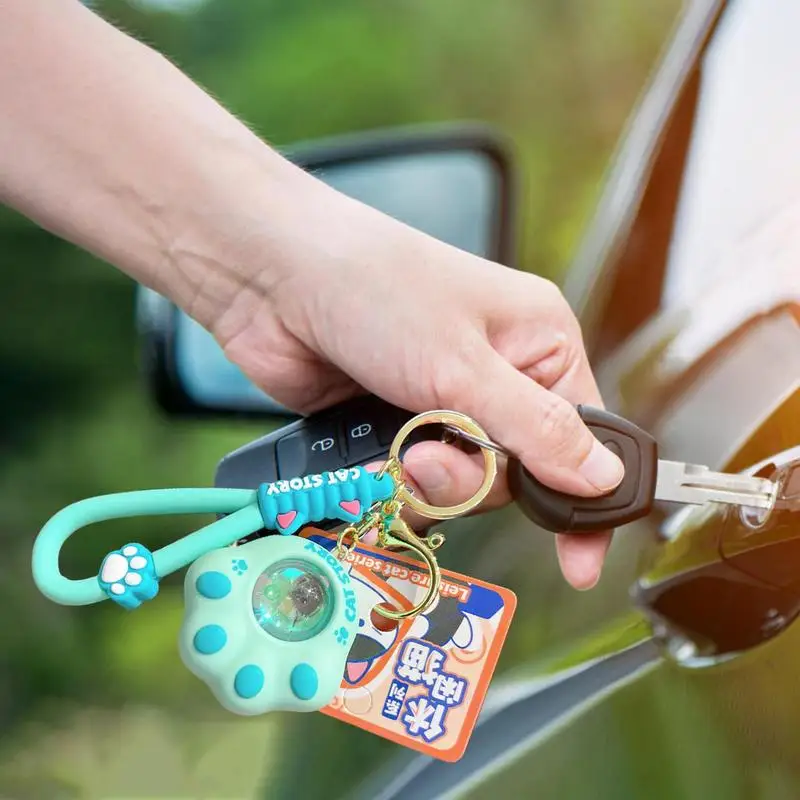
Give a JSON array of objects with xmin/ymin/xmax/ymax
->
[
  {"xmin": 148, "ymin": 138, "xmax": 304, "ymax": 328},
  {"xmin": 176, "ymin": 150, "xmax": 407, "ymax": 342}
]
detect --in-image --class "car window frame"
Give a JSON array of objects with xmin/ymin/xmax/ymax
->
[{"xmin": 565, "ymin": 0, "xmax": 727, "ymax": 364}]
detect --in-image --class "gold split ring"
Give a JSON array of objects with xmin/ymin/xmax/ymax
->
[{"xmin": 387, "ymin": 410, "xmax": 498, "ymax": 520}]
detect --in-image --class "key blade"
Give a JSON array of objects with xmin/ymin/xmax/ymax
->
[{"xmin": 655, "ymin": 460, "xmax": 777, "ymax": 509}]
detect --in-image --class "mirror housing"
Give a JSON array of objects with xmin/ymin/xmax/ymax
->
[{"xmin": 136, "ymin": 123, "xmax": 518, "ymax": 419}]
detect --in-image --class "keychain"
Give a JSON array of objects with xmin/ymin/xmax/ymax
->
[{"xmin": 31, "ymin": 410, "xmax": 499, "ymax": 719}]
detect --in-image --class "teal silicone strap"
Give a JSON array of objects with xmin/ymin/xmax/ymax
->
[
  {"xmin": 32, "ymin": 466, "xmax": 396, "ymax": 607},
  {"xmin": 32, "ymin": 488, "xmax": 260, "ymax": 606}
]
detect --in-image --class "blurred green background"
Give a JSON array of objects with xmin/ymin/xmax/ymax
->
[{"xmin": 0, "ymin": 0, "xmax": 684, "ymax": 797}]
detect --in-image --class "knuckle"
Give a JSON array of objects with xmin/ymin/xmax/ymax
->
[
  {"xmin": 536, "ymin": 277, "xmax": 568, "ymax": 308},
  {"xmin": 527, "ymin": 346, "xmax": 570, "ymax": 387},
  {"xmin": 536, "ymin": 393, "xmax": 574, "ymax": 439},
  {"xmin": 539, "ymin": 279, "xmax": 580, "ymax": 327},
  {"xmin": 556, "ymin": 328, "xmax": 586, "ymax": 371}
]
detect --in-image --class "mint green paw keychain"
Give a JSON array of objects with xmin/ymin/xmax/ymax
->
[
  {"xmin": 180, "ymin": 534, "xmax": 359, "ymax": 714},
  {"xmin": 30, "ymin": 410, "xmax": 498, "ymax": 716}
]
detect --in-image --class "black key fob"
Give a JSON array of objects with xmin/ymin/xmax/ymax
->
[
  {"xmin": 214, "ymin": 395, "xmax": 444, "ymax": 540},
  {"xmin": 507, "ymin": 405, "xmax": 658, "ymax": 533}
]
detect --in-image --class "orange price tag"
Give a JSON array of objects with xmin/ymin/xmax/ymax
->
[{"xmin": 299, "ymin": 528, "xmax": 517, "ymax": 762}]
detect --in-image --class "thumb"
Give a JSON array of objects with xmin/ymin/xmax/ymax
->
[{"xmin": 448, "ymin": 347, "xmax": 624, "ymax": 497}]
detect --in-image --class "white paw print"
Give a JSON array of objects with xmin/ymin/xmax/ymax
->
[{"xmin": 101, "ymin": 545, "xmax": 149, "ymax": 596}]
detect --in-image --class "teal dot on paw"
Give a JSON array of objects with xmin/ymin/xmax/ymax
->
[
  {"xmin": 196, "ymin": 571, "xmax": 231, "ymax": 599},
  {"xmin": 234, "ymin": 664, "xmax": 264, "ymax": 699},
  {"xmin": 193, "ymin": 624, "xmax": 227, "ymax": 655},
  {"xmin": 290, "ymin": 663, "xmax": 318, "ymax": 701}
]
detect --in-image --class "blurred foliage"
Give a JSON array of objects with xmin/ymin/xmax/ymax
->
[{"xmin": 0, "ymin": 0, "xmax": 699, "ymax": 798}]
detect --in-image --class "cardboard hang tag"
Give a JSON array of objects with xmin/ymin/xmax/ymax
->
[{"xmin": 299, "ymin": 528, "xmax": 517, "ymax": 763}]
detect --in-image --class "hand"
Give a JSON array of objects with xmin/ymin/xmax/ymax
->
[
  {"xmin": 202, "ymin": 174, "xmax": 624, "ymax": 590},
  {"xmin": 0, "ymin": 2, "xmax": 622, "ymax": 589}
]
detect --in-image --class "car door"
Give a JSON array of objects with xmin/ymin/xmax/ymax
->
[
  {"xmin": 514, "ymin": 0, "xmax": 800, "ymax": 795},
  {"xmin": 551, "ymin": 0, "xmax": 800, "ymax": 795},
  {"xmin": 599, "ymin": 0, "xmax": 800, "ymax": 791},
  {"xmin": 346, "ymin": 1, "xmax": 800, "ymax": 798}
]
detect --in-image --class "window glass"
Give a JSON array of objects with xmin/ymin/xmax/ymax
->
[{"xmin": 664, "ymin": 0, "xmax": 800, "ymax": 308}]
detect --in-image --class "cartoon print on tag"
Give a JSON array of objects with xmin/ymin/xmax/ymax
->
[
  {"xmin": 344, "ymin": 571, "xmax": 407, "ymax": 686},
  {"xmin": 339, "ymin": 570, "xmax": 504, "ymax": 702},
  {"xmin": 301, "ymin": 528, "xmax": 516, "ymax": 762},
  {"xmin": 389, "ymin": 578, "xmax": 505, "ymax": 661}
]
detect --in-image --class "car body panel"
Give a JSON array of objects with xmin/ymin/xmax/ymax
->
[
  {"xmin": 265, "ymin": 0, "xmax": 800, "ymax": 796},
  {"xmin": 345, "ymin": 0, "xmax": 800, "ymax": 796},
  {"xmin": 565, "ymin": 0, "xmax": 725, "ymax": 359}
]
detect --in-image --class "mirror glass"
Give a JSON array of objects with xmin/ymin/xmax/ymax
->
[{"xmin": 140, "ymin": 148, "xmax": 503, "ymax": 414}]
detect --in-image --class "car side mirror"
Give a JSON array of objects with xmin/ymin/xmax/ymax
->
[{"xmin": 136, "ymin": 123, "xmax": 518, "ymax": 419}]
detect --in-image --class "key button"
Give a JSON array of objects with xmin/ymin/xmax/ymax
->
[
  {"xmin": 349, "ymin": 421, "xmax": 374, "ymax": 440},
  {"xmin": 345, "ymin": 418, "xmax": 382, "ymax": 462},
  {"xmin": 276, "ymin": 424, "xmax": 345, "ymax": 478}
]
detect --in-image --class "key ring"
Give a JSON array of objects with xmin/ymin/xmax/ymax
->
[
  {"xmin": 442, "ymin": 425, "xmax": 510, "ymax": 457},
  {"xmin": 375, "ymin": 517, "xmax": 443, "ymax": 621},
  {"xmin": 383, "ymin": 410, "xmax": 499, "ymax": 520},
  {"xmin": 334, "ymin": 496, "xmax": 446, "ymax": 621},
  {"xmin": 334, "ymin": 410, "xmax": 498, "ymax": 621}
]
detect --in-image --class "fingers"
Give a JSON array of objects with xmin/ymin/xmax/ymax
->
[
  {"xmin": 448, "ymin": 342, "xmax": 624, "ymax": 497},
  {"xmin": 366, "ymin": 444, "xmax": 614, "ymax": 591},
  {"xmin": 555, "ymin": 531, "xmax": 612, "ymax": 590},
  {"xmin": 437, "ymin": 332, "xmax": 622, "ymax": 590},
  {"xmin": 363, "ymin": 433, "xmax": 612, "ymax": 590},
  {"xmin": 517, "ymin": 316, "xmax": 615, "ymax": 587},
  {"xmin": 402, "ymin": 442, "xmax": 614, "ymax": 592},
  {"xmin": 356, "ymin": 298, "xmax": 622, "ymax": 591},
  {"xmin": 363, "ymin": 443, "xmax": 509, "ymax": 532},
  {"xmin": 399, "ymin": 440, "xmax": 511, "ymax": 528}
]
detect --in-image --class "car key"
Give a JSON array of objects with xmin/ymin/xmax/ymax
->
[
  {"xmin": 504, "ymin": 406, "xmax": 778, "ymax": 533},
  {"xmin": 213, "ymin": 394, "xmax": 446, "ymax": 541}
]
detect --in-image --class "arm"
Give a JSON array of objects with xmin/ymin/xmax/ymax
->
[
  {"xmin": 0, "ymin": 0, "xmax": 312, "ymax": 326},
  {"xmin": 0, "ymin": 0, "xmax": 624, "ymax": 589}
]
